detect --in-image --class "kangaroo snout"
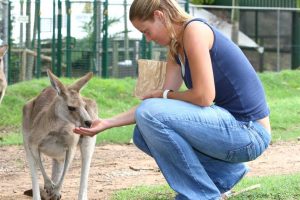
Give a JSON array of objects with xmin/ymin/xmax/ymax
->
[{"xmin": 84, "ymin": 120, "xmax": 92, "ymax": 128}]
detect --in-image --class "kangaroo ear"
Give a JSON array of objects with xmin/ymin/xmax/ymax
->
[
  {"xmin": 47, "ymin": 69, "xmax": 66, "ymax": 95},
  {"xmin": 69, "ymin": 72, "xmax": 93, "ymax": 92}
]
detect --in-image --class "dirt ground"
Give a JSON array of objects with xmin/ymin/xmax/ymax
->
[{"xmin": 1, "ymin": 141, "xmax": 300, "ymax": 200}]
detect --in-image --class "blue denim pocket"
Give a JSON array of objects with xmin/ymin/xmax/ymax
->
[{"xmin": 226, "ymin": 142, "xmax": 257, "ymax": 163}]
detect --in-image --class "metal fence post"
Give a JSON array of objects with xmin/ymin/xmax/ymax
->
[
  {"xmin": 112, "ymin": 40, "xmax": 119, "ymax": 77},
  {"xmin": 57, "ymin": 0, "xmax": 62, "ymax": 76},
  {"xmin": 66, "ymin": 0, "xmax": 72, "ymax": 77},
  {"xmin": 147, "ymin": 42, "xmax": 152, "ymax": 59},
  {"xmin": 292, "ymin": 10, "xmax": 300, "ymax": 69},
  {"xmin": 93, "ymin": 0, "xmax": 97, "ymax": 74},
  {"xmin": 52, "ymin": 0, "xmax": 56, "ymax": 73},
  {"xmin": 140, "ymin": 35, "xmax": 146, "ymax": 58},
  {"xmin": 101, "ymin": 0, "xmax": 108, "ymax": 78},
  {"xmin": 36, "ymin": 0, "xmax": 41, "ymax": 78},
  {"xmin": 185, "ymin": 0, "xmax": 190, "ymax": 13},
  {"xmin": 7, "ymin": 1, "xmax": 11, "ymax": 84},
  {"xmin": 276, "ymin": 9, "xmax": 281, "ymax": 72},
  {"xmin": 97, "ymin": 1, "xmax": 102, "ymax": 76},
  {"xmin": 124, "ymin": 0, "xmax": 129, "ymax": 60},
  {"xmin": 19, "ymin": 0, "xmax": 24, "ymax": 47}
]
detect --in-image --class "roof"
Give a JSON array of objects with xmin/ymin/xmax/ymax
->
[{"xmin": 214, "ymin": 0, "xmax": 298, "ymax": 7}]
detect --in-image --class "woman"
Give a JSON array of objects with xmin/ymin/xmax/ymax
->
[{"xmin": 74, "ymin": 0, "xmax": 271, "ymax": 199}]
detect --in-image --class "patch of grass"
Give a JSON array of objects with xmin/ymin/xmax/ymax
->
[
  {"xmin": 111, "ymin": 185, "xmax": 175, "ymax": 200},
  {"xmin": 260, "ymin": 70, "xmax": 300, "ymax": 141},
  {"xmin": 0, "ymin": 132, "xmax": 23, "ymax": 146},
  {"xmin": 231, "ymin": 173, "xmax": 300, "ymax": 200},
  {"xmin": 0, "ymin": 76, "xmax": 140, "ymax": 146},
  {"xmin": 111, "ymin": 173, "xmax": 300, "ymax": 200},
  {"xmin": 1, "ymin": 70, "xmax": 300, "ymax": 145}
]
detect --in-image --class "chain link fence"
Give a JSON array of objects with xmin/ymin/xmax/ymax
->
[
  {"xmin": 191, "ymin": 3, "xmax": 300, "ymax": 72},
  {"xmin": 0, "ymin": 0, "xmax": 299, "ymax": 84}
]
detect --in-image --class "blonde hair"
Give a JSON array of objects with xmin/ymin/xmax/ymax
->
[{"xmin": 129, "ymin": 0, "xmax": 191, "ymax": 60}]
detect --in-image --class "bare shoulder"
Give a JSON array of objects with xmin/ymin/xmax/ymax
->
[
  {"xmin": 184, "ymin": 20, "xmax": 212, "ymax": 35},
  {"xmin": 183, "ymin": 21, "xmax": 214, "ymax": 50}
]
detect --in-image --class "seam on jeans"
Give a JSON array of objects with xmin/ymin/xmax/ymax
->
[
  {"xmin": 226, "ymin": 142, "xmax": 256, "ymax": 162},
  {"xmin": 225, "ymin": 166, "xmax": 249, "ymax": 192},
  {"xmin": 163, "ymin": 118, "xmax": 243, "ymax": 134},
  {"xmin": 147, "ymin": 102, "xmax": 244, "ymax": 131},
  {"xmin": 152, "ymin": 111, "xmax": 243, "ymax": 131},
  {"xmin": 249, "ymin": 126, "xmax": 270, "ymax": 155},
  {"xmin": 251, "ymin": 123, "xmax": 271, "ymax": 147},
  {"xmin": 165, "ymin": 129, "xmax": 213, "ymax": 198},
  {"xmin": 151, "ymin": 115, "xmax": 218, "ymax": 199}
]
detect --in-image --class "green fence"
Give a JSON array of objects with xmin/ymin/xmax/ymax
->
[
  {"xmin": 4, "ymin": 0, "xmax": 168, "ymax": 84},
  {"xmin": 1, "ymin": 0, "xmax": 300, "ymax": 84}
]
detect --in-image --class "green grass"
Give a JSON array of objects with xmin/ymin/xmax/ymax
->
[
  {"xmin": 0, "ymin": 76, "xmax": 140, "ymax": 146},
  {"xmin": 111, "ymin": 185, "xmax": 175, "ymax": 200},
  {"xmin": 1, "ymin": 70, "xmax": 300, "ymax": 145},
  {"xmin": 260, "ymin": 70, "xmax": 300, "ymax": 141},
  {"xmin": 231, "ymin": 173, "xmax": 300, "ymax": 200},
  {"xmin": 111, "ymin": 173, "xmax": 300, "ymax": 200}
]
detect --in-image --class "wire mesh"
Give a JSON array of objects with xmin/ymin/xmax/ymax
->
[{"xmin": 1, "ymin": 1, "xmax": 300, "ymax": 84}]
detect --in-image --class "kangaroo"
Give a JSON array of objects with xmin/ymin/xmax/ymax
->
[
  {"xmin": 0, "ymin": 44, "xmax": 8, "ymax": 104},
  {"xmin": 22, "ymin": 69, "xmax": 98, "ymax": 200}
]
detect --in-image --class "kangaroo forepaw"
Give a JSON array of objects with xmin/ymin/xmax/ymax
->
[{"xmin": 49, "ymin": 193, "xmax": 62, "ymax": 200}]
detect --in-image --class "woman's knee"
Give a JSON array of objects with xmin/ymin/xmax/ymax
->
[
  {"xmin": 132, "ymin": 126, "xmax": 152, "ymax": 156},
  {"xmin": 132, "ymin": 126, "xmax": 143, "ymax": 147},
  {"xmin": 135, "ymin": 98, "xmax": 163, "ymax": 124}
]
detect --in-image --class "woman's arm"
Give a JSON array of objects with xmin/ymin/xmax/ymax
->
[
  {"xmin": 142, "ymin": 22, "xmax": 215, "ymax": 106},
  {"xmin": 73, "ymin": 106, "xmax": 137, "ymax": 137},
  {"xmin": 166, "ymin": 22, "xmax": 215, "ymax": 106},
  {"xmin": 163, "ymin": 57, "xmax": 183, "ymax": 91}
]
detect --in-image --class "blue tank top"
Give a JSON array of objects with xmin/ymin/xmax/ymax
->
[{"xmin": 175, "ymin": 18, "xmax": 269, "ymax": 122}]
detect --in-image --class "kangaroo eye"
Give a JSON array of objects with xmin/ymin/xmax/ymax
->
[{"xmin": 68, "ymin": 106, "xmax": 76, "ymax": 111}]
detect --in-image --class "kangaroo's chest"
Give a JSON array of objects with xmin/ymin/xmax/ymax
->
[{"xmin": 38, "ymin": 130, "xmax": 80, "ymax": 160}]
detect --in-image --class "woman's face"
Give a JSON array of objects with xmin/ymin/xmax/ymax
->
[{"xmin": 131, "ymin": 11, "xmax": 171, "ymax": 46}]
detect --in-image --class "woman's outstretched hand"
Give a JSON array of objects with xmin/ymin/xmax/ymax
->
[{"xmin": 73, "ymin": 118, "xmax": 108, "ymax": 137}]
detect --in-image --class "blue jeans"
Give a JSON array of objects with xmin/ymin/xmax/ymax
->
[{"xmin": 134, "ymin": 98, "xmax": 271, "ymax": 200}]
